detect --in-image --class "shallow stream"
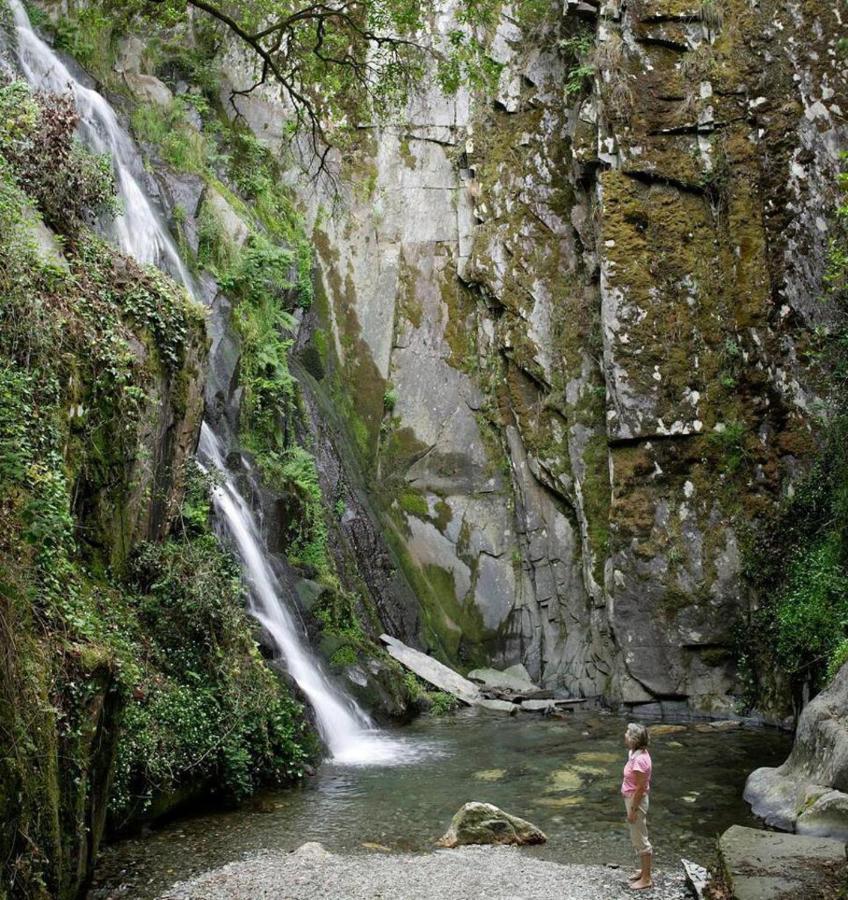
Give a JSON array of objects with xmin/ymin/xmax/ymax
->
[{"xmin": 88, "ymin": 710, "xmax": 789, "ymax": 898}]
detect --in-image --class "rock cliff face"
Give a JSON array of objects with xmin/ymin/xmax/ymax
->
[{"xmin": 227, "ymin": 0, "xmax": 845, "ymax": 711}]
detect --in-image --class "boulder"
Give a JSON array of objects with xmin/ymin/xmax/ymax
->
[
  {"xmin": 123, "ymin": 73, "xmax": 173, "ymax": 108},
  {"xmin": 718, "ymin": 825, "xmax": 846, "ymax": 900},
  {"xmin": 379, "ymin": 635, "xmax": 480, "ymax": 704},
  {"xmin": 467, "ymin": 664, "xmax": 538, "ymax": 694},
  {"xmin": 745, "ymin": 661, "xmax": 848, "ymax": 840},
  {"xmin": 438, "ymin": 802, "xmax": 546, "ymax": 848}
]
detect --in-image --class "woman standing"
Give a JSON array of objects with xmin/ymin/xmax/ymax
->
[{"xmin": 622, "ymin": 722, "xmax": 653, "ymax": 891}]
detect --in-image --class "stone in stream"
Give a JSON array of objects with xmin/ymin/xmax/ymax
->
[
  {"xmin": 744, "ymin": 660, "xmax": 848, "ymax": 841},
  {"xmin": 520, "ymin": 699, "xmax": 555, "ymax": 712},
  {"xmin": 477, "ymin": 698, "xmax": 519, "ymax": 715},
  {"xmin": 438, "ymin": 802, "xmax": 547, "ymax": 848},
  {"xmin": 379, "ymin": 634, "xmax": 480, "ymax": 704},
  {"xmin": 467, "ymin": 664, "xmax": 538, "ymax": 694},
  {"xmin": 718, "ymin": 825, "xmax": 847, "ymax": 900}
]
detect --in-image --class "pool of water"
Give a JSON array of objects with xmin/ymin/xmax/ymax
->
[{"xmin": 88, "ymin": 709, "xmax": 790, "ymax": 899}]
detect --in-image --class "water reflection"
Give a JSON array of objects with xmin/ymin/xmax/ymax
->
[{"xmin": 89, "ymin": 710, "xmax": 790, "ymax": 899}]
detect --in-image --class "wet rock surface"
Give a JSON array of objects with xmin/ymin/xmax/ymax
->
[
  {"xmin": 243, "ymin": 0, "xmax": 848, "ymax": 714},
  {"xmin": 160, "ymin": 844, "xmax": 691, "ymax": 900},
  {"xmin": 745, "ymin": 662, "xmax": 848, "ymax": 841}
]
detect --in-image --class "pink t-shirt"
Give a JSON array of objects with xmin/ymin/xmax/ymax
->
[{"xmin": 621, "ymin": 749, "xmax": 652, "ymax": 795}]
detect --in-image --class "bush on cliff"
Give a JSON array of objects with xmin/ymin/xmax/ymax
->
[
  {"xmin": 741, "ymin": 157, "xmax": 848, "ymax": 709},
  {"xmin": 0, "ymin": 81, "xmax": 316, "ymax": 899}
]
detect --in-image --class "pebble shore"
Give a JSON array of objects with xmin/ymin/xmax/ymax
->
[{"xmin": 160, "ymin": 843, "xmax": 692, "ymax": 900}]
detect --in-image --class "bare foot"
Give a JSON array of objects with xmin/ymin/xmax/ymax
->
[{"xmin": 629, "ymin": 879, "xmax": 653, "ymax": 891}]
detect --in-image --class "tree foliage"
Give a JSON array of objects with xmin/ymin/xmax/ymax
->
[{"xmin": 129, "ymin": 0, "xmax": 506, "ymax": 167}]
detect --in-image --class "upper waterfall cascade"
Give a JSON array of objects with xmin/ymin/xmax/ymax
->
[{"xmin": 7, "ymin": 0, "xmax": 410, "ymax": 766}]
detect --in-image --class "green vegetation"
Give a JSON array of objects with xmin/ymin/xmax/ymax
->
[
  {"xmin": 559, "ymin": 30, "xmax": 595, "ymax": 99},
  {"xmin": 112, "ymin": 470, "xmax": 317, "ymax": 825},
  {"xmin": 740, "ymin": 157, "xmax": 848, "ymax": 706},
  {"xmin": 708, "ymin": 420, "xmax": 749, "ymax": 474},
  {"xmin": 402, "ymin": 672, "xmax": 460, "ymax": 716},
  {"xmin": 383, "ymin": 386, "xmax": 398, "ymax": 412},
  {"xmin": 123, "ymin": 69, "xmax": 335, "ymax": 575},
  {"xmin": 0, "ymin": 81, "xmax": 315, "ymax": 898},
  {"xmin": 53, "ymin": 4, "xmax": 116, "ymax": 77}
]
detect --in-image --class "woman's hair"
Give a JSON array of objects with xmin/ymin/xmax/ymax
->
[{"xmin": 626, "ymin": 722, "xmax": 649, "ymax": 750}]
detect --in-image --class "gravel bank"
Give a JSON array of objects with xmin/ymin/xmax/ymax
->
[{"xmin": 159, "ymin": 843, "xmax": 692, "ymax": 900}]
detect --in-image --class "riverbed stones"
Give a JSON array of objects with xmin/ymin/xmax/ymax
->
[
  {"xmin": 745, "ymin": 661, "xmax": 848, "ymax": 840},
  {"xmin": 718, "ymin": 825, "xmax": 847, "ymax": 900},
  {"xmin": 438, "ymin": 802, "xmax": 546, "ymax": 848},
  {"xmin": 161, "ymin": 845, "xmax": 692, "ymax": 899}
]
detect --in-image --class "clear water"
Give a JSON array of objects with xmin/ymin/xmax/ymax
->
[{"xmin": 88, "ymin": 710, "xmax": 790, "ymax": 899}]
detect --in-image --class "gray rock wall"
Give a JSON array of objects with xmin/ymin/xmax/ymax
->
[{"xmin": 221, "ymin": 0, "xmax": 847, "ymax": 711}]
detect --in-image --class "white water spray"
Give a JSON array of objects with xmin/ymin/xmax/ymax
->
[
  {"xmin": 8, "ymin": 0, "xmax": 413, "ymax": 765},
  {"xmin": 197, "ymin": 425, "xmax": 408, "ymax": 764}
]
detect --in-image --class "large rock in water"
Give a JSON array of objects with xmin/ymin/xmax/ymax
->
[
  {"xmin": 467, "ymin": 664, "xmax": 538, "ymax": 695},
  {"xmin": 438, "ymin": 802, "xmax": 546, "ymax": 848},
  {"xmin": 745, "ymin": 662, "xmax": 848, "ymax": 841},
  {"xmin": 380, "ymin": 634, "xmax": 481, "ymax": 704},
  {"xmin": 718, "ymin": 825, "xmax": 847, "ymax": 900}
]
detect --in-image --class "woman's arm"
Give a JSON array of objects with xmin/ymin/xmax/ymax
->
[{"xmin": 627, "ymin": 769, "xmax": 648, "ymax": 823}]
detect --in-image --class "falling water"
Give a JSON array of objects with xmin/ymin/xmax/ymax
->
[
  {"xmin": 196, "ymin": 425, "xmax": 411, "ymax": 764},
  {"xmin": 7, "ymin": 0, "xmax": 190, "ymax": 283},
  {"xmin": 8, "ymin": 0, "xmax": 412, "ymax": 765}
]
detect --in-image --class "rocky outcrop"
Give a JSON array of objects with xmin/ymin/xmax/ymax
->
[
  {"xmin": 438, "ymin": 802, "xmax": 547, "ymax": 848},
  {"xmin": 86, "ymin": 0, "xmax": 847, "ymax": 715},
  {"xmin": 253, "ymin": 0, "xmax": 847, "ymax": 712},
  {"xmin": 718, "ymin": 825, "xmax": 847, "ymax": 900},
  {"xmin": 380, "ymin": 634, "xmax": 482, "ymax": 703},
  {"xmin": 745, "ymin": 662, "xmax": 848, "ymax": 841}
]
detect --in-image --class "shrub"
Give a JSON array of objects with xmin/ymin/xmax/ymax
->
[{"xmin": 0, "ymin": 82, "xmax": 117, "ymax": 234}]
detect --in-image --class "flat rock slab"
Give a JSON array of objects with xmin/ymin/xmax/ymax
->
[
  {"xmin": 477, "ymin": 698, "xmax": 519, "ymax": 715},
  {"xmin": 160, "ymin": 845, "xmax": 691, "ymax": 900},
  {"xmin": 467, "ymin": 664, "xmax": 538, "ymax": 694},
  {"xmin": 719, "ymin": 825, "xmax": 847, "ymax": 900},
  {"xmin": 380, "ymin": 635, "xmax": 480, "ymax": 704}
]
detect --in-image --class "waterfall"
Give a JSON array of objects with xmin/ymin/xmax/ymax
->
[
  {"xmin": 7, "ymin": 0, "xmax": 190, "ymax": 283},
  {"xmin": 7, "ymin": 0, "xmax": 411, "ymax": 766}
]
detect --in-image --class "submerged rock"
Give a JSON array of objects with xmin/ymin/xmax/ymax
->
[
  {"xmin": 438, "ymin": 802, "xmax": 546, "ymax": 848},
  {"xmin": 718, "ymin": 825, "xmax": 847, "ymax": 900}
]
